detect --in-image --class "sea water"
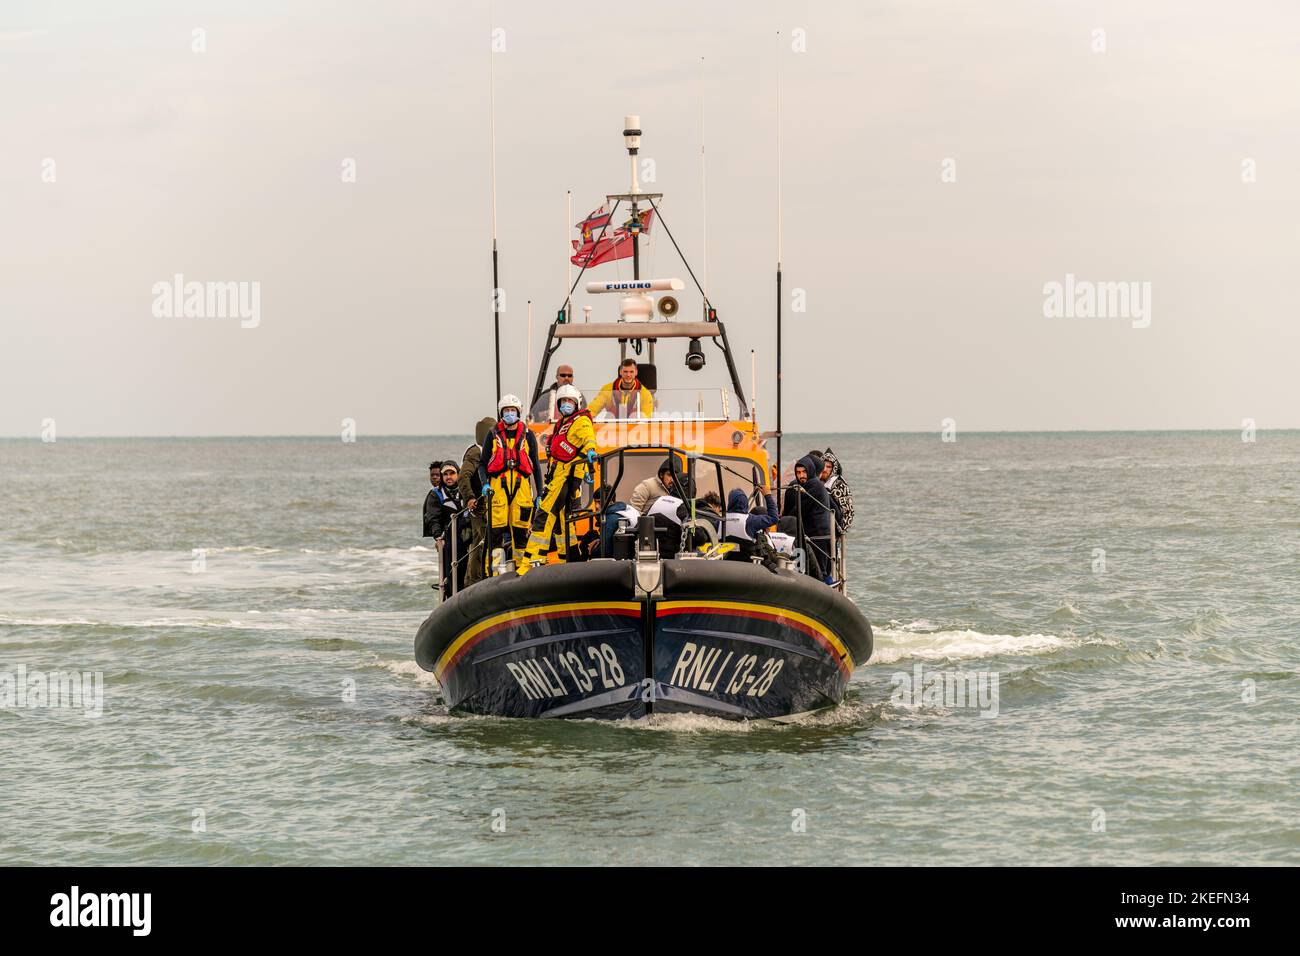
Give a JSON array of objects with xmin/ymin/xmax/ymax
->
[{"xmin": 1, "ymin": 432, "xmax": 1296, "ymax": 865}]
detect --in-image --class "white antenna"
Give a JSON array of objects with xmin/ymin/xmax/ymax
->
[
  {"xmin": 526, "ymin": 299, "xmax": 532, "ymax": 397},
  {"xmin": 751, "ymin": 349, "xmax": 758, "ymax": 424},
  {"xmin": 700, "ymin": 56, "xmax": 708, "ymax": 302},
  {"xmin": 625, "ymin": 114, "xmax": 642, "ymax": 195},
  {"xmin": 565, "ymin": 190, "xmax": 572, "ymax": 314}
]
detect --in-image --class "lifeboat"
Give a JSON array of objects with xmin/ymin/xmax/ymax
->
[{"xmin": 415, "ymin": 116, "xmax": 873, "ymax": 719}]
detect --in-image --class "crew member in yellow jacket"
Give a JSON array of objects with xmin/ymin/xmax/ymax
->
[
  {"xmin": 476, "ymin": 394, "xmax": 541, "ymax": 568},
  {"xmin": 587, "ymin": 358, "xmax": 653, "ymax": 419},
  {"xmin": 518, "ymin": 385, "xmax": 597, "ymax": 574}
]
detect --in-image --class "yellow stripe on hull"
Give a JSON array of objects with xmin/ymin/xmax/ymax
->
[
  {"xmin": 656, "ymin": 599, "xmax": 855, "ymax": 672},
  {"xmin": 434, "ymin": 600, "xmax": 642, "ymax": 680}
]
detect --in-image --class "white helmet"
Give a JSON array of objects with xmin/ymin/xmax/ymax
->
[
  {"xmin": 555, "ymin": 384, "xmax": 582, "ymax": 404},
  {"xmin": 498, "ymin": 394, "xmax": 523, "ymax": 416}
]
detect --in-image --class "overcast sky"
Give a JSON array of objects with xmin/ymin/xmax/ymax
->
[{"xmin": 3, "ymin": 0, "xmax": 1298, "ymax": 436}]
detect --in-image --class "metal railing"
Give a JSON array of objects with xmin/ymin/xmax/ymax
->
[
  {"xmin": 439, "ymin": 461, "xmax": 848, "ymax": 595},
  {"xmin": 774, "ymin": 480, "xmax": 847, "ymax": 593}
]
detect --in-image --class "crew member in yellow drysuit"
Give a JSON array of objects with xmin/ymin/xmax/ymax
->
[
  {"xmin": 518, "ymin": 384, "xmax": 597, "ymax": 574},
  {"xmin": 477, "ymin": 394, "xmax": 541, "ymax": 568},
  {"xmin": 587, "ymin": 358, "xmax": 654, "ymax": 419}
]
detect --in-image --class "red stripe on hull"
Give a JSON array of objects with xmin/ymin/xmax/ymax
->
[
  {"xmin": 657, "ymin": 605, "xmax": 851, "ymax": 676},
  {"xmin": 443, "ymin": 606, "xmax": 641, "ymax": 676}
]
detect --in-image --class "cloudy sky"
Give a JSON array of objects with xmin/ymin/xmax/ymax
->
[{"xmin": 3, "ymin": 0, "xmax": 1298, "ymax": 436}]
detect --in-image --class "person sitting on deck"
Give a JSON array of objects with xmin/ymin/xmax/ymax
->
[
  {"xmin": 723, "ymin": 488, "xmax": 780, "ymax": 560},
  {"xmin": 587, "ymin": 358, "xmax": 653, "ymax": 420},
  {"xmin": 629, "ymin": 458, "xmax": 676, "ymax": 513}
]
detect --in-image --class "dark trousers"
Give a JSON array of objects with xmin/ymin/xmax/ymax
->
[
  {"xmin": 779, "ymin": 516, "xmax": 828, "ymax": 579},
  {"xmin": 465, "ymin": 513, "xmax": 489, "ymax": 585}
]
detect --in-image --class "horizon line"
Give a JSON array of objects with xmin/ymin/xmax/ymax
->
[{"xmin": 4, "ymin": 426, "xmax": 1297, "ymax": 440}]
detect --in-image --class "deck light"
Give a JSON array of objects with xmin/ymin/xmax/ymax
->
[{"xmin": 685, "ymin": 337, "xmax": 706, "ymax": 371}]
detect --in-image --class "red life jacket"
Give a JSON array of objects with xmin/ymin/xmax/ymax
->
[
  {"xmin": 548, "ymin": 411, "xmax": 593, "ymax": 463},
  {"xmin": 610, "ymin": 378, "xmax": 642, "ymax": 417},
  {"xmin": 486, "ymin": 421, "xmax": 534, "ymax": 476}
]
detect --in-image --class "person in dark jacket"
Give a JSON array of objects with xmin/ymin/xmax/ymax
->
[
  {"xmin": 459, "ymin": 416, "xmax": 497, "ymax": 585},
  {"xmin": 724, "ymin": 488, "xmax": 780, "ymax": 560},
  {"xmin": 425, "ymin": 461, "xmax": 469, "ymax": 593},
  {"xmin": 422, "ymin": 461, "xmax": 442, "ymax": 537},
  {"xmin": 782, "ymin": 454, "xmax": 833, "ymax": 580}
]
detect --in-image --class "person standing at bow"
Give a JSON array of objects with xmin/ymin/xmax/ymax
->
[
  {"xmin": 476, "ymin": 395, "xmax": 541, "ymax": 569},
  {"xmin": 425, "ymin": 461, "xmax": 470, "ymax": 594},
  {"xmin": 518, "ymin": 384, "xmax": 597, "ymax": 574},
  {"xmin": 459, "ymin": 416, "xmax": 497, "ymax": 586}
]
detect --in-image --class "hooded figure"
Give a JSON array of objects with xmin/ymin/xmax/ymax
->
[
  {"xmin": 725, "ymin": 488, "xmax": 779, "ymax": 539},
  {"xmin": 821, "ymin": 448, "xmax": 854, "ymax": 533},
  {"xmin": 782, "ymin": 453, "xmax": 833, "ymax": 580},
  {"xmin": 459, "ymin": 416, "xmax": 497, "ymax": 586},
  {"xmin": 782, "ymin": 455, "xmax": 832, "ymax": 537},
  {"xmin": 724, "ymin": 488, "xmax": 780, "ymax": 559}
]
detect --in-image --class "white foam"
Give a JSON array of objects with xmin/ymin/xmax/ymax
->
[
  {"xmin": 374, "ymin": 659, "xmax": 441, "ymax": 687},
  {"xmin": 0, "ymin": 615, "xmax": 293, "ymax": 631},
  {"xmin": 869, "ymin": 624, "xmax": 1078, "ymax": 665}
]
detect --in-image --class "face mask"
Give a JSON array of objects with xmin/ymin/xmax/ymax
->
[
  {"xmin": 502, "ymin": 411, "xmax": 519, "ymax": 426},
  {"xmin": 558, "ymin": 401, "xmax": 576, "ymax": 416}
]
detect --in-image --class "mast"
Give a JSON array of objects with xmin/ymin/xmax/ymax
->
[
  {"xmin": 565, "ymin": 190, "xmax": 572, "ymax": 320},
  {"xmin": 700, "ymin": 57, "xmax": 709, "ymax": 314},
  {"xmin": 489, "ymin": 1, "xmax": 502, "ymax": 400},
  {"xmin": 775, "ymin": 31, "xmax": 784, "ymax": 473}
]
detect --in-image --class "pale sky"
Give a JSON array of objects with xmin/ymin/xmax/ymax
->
[{"xmin": 3, "ymin": 0, "xmax": 1298, "ymax": 436}]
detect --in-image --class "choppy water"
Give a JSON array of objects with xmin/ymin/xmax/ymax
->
[{"xmin": 2, "ymin": 433, "xmax": 1297, "ymax": 865}]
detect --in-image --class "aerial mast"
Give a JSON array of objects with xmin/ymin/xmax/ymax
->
[
  {"xmin": 775, "ymin": 31, "xmax": 784, "ymax": 473},
  {"xmin": 488, "ymin": 1, "xmax": 502, "ymax": 401},
  {"xmin": 624, "ymin": 115, "xmax": 642, "ymax": 281}
]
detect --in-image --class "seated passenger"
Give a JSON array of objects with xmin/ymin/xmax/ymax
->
[
  {"xmin": 724, "ymin": 488, "xmax": 780, "ymax": 560},
  {"xmin": 587, "ymin": 358, "xmax": 653, "ymax": 420},
  {"xmin": 630, "ymin": 458, "xmax": 676, "ymax": 513},
  {"xmin": 598, "ymin": 500, "xmax": 640, "ymax": 558}
]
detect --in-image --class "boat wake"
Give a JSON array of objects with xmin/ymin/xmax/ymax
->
[
  {"xmin": 375, "ymin": 658, "xmax": 441, "ymax": 687},
  {"xmin": 867, "ymin": 620, "xmax": 1098, "ymax": 666}
]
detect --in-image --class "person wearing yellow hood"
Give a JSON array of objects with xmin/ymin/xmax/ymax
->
[{"xmin": 518, "ymin": 384, "xmax": 597, "ymax": 574}]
